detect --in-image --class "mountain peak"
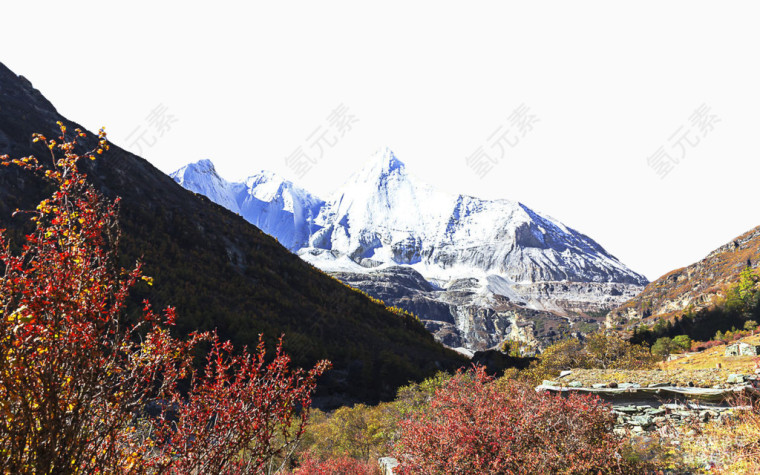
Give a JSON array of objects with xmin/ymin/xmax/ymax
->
[
  {"xmin": 171, "ymin": 159, "xmax": 218, "ymax": 181},
  {"xmin": 351, "ymin": 147, "xmax": 406, "ymax": 185},
  {"xmin": 373, "ymin": 146, "xmax": 403, "ymax": 171},
  {"xmin": 170, "ymin": 159, "xmax": 222, "ymax": 189},
  {"xmin": 169, "ymin": 159, "xmax": 242, "ymax": 214},
  {"xmin": 189, "ymin": 158, "xmax": 217, "ymax": 172},
  {"xmin": 244, "ymin": 169, "xmax": 288, "ymax": 189}
]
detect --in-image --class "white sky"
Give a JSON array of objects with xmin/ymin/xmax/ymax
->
[{"xmin": 3, "ymin": 1, "xmax": 759, "ymax": 281}]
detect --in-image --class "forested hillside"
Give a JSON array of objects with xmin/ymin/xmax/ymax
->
[{"xmin": 0, "ymin": 62, "xmax": 465, "ymax": 404}]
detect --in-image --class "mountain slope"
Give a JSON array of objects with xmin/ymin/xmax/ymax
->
[
  {"xmin": 0, "ymin": 62, "xmax": 466, "ymax": 405},
  {"xmin": 609, "ymin": 226, "xmax": 760, "ymax": 326}
]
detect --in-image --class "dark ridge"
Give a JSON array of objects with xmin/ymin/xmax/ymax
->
[{"xmin": 0, "ymin": 62, "xmax": 466, "ymax": 406}]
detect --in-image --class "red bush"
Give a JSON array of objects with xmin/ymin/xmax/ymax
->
[
  {"xmin": 393, "ymin": 366, "xmax": 642, "ymax": 474},
  {"xmin": 692, "ymin": 340, "xmax": 724, "ymax": 352},
  {"xmin": 290, "ymin": 451, "xmax": 380, "ymax": 475},
  {"xmin": 0, "ymin": 125, "xmax": 329, "ymax": 473}
]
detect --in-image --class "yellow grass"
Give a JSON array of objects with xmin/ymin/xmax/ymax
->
[
  {"xmin": 680, "ymin": 404, "xmax": 760, "ymax": 474},
  {"xmin": 661, "ymin": 335, "xmax": 760, "ymax": 373}
]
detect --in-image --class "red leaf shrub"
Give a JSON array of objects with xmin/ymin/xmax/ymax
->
[
  {"xmin": 692, "ymin": 340, "xmax": 724, "ymax": 352},
  {"xmin": 0, "ymin": 125, "xmax": 329, "ymax": 473},
  {"xmin": 145, "ymin": 334, "xmax": 330, "ymax": 474},
  {"xmin": 393, "ymin": 366, "xmax": 644, "ymax": 474},
  {"xmin": 288, "ymin": 451, "xmax": 380, "ymax": 475}
]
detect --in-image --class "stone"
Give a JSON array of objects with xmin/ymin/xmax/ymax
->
[
  {"xmin": 379, "ymin": 457, "xmax": 399, "ymax": 475},
  {"xmin": 592, "ymin": 383, "xmax": 607, "ymax": 389},
  {"xmin": 559, "ymin": 370, "xmax": 572, "ymax": 378},
  {"xmin": 615, "ymin": 405, "xmax": 639, "ymax": 413},
  {"xmin": 618, "ymin": 383, "xmax": 641, "ymax": 389},
  {"xmin": 727, "ymin": 374, "xmax": 745, "ymax": 384},
  {"xmin": 631, "ymin": 415, "xmax": 654, "ymax": 427},
  {"xmin": 568, "ymin": 381, "xmax": 583, "ymax": 388},
  {"xmin": 699, "ymin": 411, "xmax": 711, "ymax": 422},
  {"xmin": 724, "ymin": 342, "xmax": 760, "ymax": 356}
]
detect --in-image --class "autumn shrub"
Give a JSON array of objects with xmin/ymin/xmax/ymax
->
[
  {"xmin": 0, "ymin": 124, "xmax": 329, "ymax": 473},
  {"xmin": 692, "ymin": 339, "xmax": 724, "ymax": 352},
  {"xmin": 521, "ymin": 334, "xmax": 655, "ymax": 384},
  {"xmin": 519, "ymin": 338, "xmax": 587, "ymax": 383},
  {"xmin": 299, "ymin": 371, "xmax": 454, "ymax": 464},
  {"xmin": 288, "ymin": 451, "xmax": 380, "ymax": 475},
  {"xmin": 299, "ymin": 403, "xmax": 398, "ymax": 463},
  {"xmin": 714, "ymin": 328, "xmax": 755, "ymax": 344},
  {"xmin": 583, "ymin": 332, "xmax": 657, "ymax": 369},
  {"xmin": 393, "ymin": 366, "xmax": 648, "ymax": 474}
]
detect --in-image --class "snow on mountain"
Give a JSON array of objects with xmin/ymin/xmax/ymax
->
[
  {"xmin": 171, "ymin": 159, "xmax": 243, "ymax": 215},
  {"xmin": 303, "ymin": 147, "xmax": 647, "ymax": 286},
  {"xmin": 172, "ymin": 148, "xmax": 646, "ymax": 286},
  {"xmin": 170, "ymin": 160, "xmax": 324, "ymax": 251}
]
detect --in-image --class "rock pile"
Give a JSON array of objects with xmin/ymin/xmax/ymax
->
[
  {"xmin": 610, "ymin": 403, "xmax": 737, "ymax": 436},
  {"xmin": 537, "ymin": 369, "xmax": 759, "ymax": 435}
]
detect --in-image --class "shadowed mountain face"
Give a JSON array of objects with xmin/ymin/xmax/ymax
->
[{"xmin": 0, "ymin": 62, "xmax": 466, "ymax": 405}]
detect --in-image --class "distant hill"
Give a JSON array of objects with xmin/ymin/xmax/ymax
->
[
  {"xmin": 609, "ymin": 226, "xmax": 760, "ymax": 342},
  {"xmin": 0, "ymin": 62, "xmax": 466, "ymax": 405}
]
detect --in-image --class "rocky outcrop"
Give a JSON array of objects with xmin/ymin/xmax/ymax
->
[
  {"xmin": 331, "ymin": 266, "xmax": 635, "ymax": 350},
  {"xmin": 538, "ymin": 370, "xmax": 760, "ymax": 434}
]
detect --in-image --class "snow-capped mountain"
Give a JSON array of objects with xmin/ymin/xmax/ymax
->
[
  {"xmin": 171, "ymin": 159, "xmax": 243, "ymax": 215},
  {"xmin": 171, "ymin": 160, "xmax": 324, "ymax": 251},
  {"xmin": 303, "ymin": 147, "xmax": 646, "ymax": 286},
  {"xmin": 172, "ymin": 149, "xmax": 647, "ymax": 350}
]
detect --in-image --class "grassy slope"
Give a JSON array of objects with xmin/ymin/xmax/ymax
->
[
  {"xmin": 661, "ymin": 335, "xmax": 760, "ymax": 373},
  {"xmin": 611, "ymin": 226, "xmax": 760, "ymax": 324}
]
